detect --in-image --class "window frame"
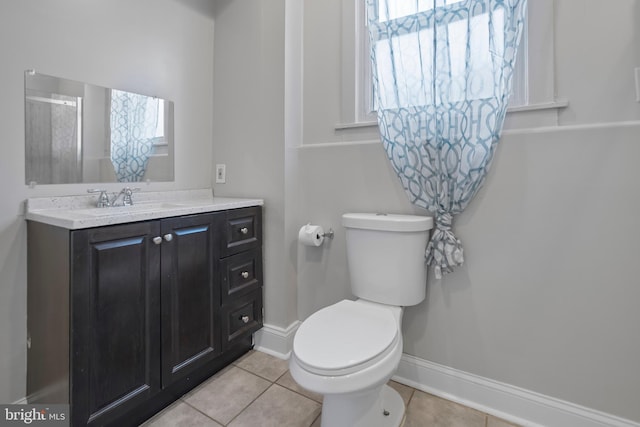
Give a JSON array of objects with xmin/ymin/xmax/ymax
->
[{"xmin": 339, "ymin": 0, "xmax": 567, "ymax": 130}]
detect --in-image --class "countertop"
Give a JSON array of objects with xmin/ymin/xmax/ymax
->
[{"xmin": 25, "ymin": 189, "xmax": 264, "ymax": 230}]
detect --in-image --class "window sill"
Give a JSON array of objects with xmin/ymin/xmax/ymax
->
[
  {"xmin": 335, "ymin": 121, "xmax": 377, "ymax": 130},
  {"xmin": 506, "ymin": 99, "xmax": 569, "ymax": 113},
  {"xmin": 335, "ymin": 99, "xmax": 569, "ymax": 130}
]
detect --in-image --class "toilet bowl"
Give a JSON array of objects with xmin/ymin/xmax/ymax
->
[
  {"xmin": 290, "ymin": 213, "xmax": 433, "ymax": 427},
  {"xmin": 289, "ymin": 299, "xmax": 405, "ymax": 427}
]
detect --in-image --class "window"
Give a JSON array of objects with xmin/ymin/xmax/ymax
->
[{"xmin": 343, "ymin": 0, "xmax": 564, "ymax": 129}]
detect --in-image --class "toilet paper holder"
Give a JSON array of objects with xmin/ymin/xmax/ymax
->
[
  {"xmin": 298, "ymin": 224, "xmax": 335, "ymax": 247},
  {"xmin": 322, "ymin": 228, "xmax": 335, "ymax": 239}
]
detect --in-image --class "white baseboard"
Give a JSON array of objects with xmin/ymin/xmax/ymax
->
[
  {"xmin": 252, "ymin": 327, "xmax": 639, "ymax": 426},
  {"xmin": 393, "ymin": 354, "xmax": 640, "ymax": 427},
  {"xmin": 253, "ymin": 321, "xmax": 300, "ymax": 360}
]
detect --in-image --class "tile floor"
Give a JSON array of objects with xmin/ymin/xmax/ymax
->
[{"xmin": 142, "ymin": 350, "xmax": 520, "ymax": 427}]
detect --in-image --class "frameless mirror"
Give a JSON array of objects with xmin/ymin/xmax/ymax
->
[{"xmin": 24, "ymin": 71, "xmax": 174, "ymax": 185}]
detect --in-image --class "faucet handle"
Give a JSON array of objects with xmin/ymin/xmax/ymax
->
[
  {"xmin": 87, "ymin": 189, "xmax": 110, "ymax": 208},
  {"xmin": 122, "ymin": 187, "xmax": 141, "ymax": 206}
]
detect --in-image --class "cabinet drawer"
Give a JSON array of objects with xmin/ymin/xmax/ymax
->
[
  {"xmin": 220, "ymin": 248, "xmax": 263, "ymax": 305},
  {"xmin": 222, "ymin": 207, "xmax": 262, "ymax": 256},
  {"xmin": 222, "ymin": 289, "xmax": 263, "ymax": 349}
]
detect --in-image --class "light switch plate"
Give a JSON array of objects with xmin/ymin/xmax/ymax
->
[{"xmin": 215, "ymin": 164, "xmax": 226, "ymax": 184}]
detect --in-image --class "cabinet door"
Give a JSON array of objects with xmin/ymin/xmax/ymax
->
[
  {"xmin": 71, "ymin": 221, "xmax": 161, "ymax": 427},
  {"xmin": 160, "ymin": 213, "xmax": 223, "ymax": 387}
]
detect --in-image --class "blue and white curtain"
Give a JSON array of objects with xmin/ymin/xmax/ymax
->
[
  {"xmin": 367, "ymin": 0, "xmax": 527, "ymax": 278},
  {"xmin": 110, "ymin": 89, "xmax": 159, "ymax": 182}
]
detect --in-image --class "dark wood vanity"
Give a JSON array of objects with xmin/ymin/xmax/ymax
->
[{"xmin": 27, "ymin": 206, "xmax": 263, "ymax": 426}]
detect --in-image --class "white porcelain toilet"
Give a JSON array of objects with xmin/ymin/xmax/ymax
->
[{"xmin": 290, "ymin": 213, "xmax": 433, "ymax": 427}]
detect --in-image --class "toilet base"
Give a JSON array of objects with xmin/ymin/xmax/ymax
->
[{"xmin": 320, "ymin": 384, "xmax": 405, "ymax": 427}]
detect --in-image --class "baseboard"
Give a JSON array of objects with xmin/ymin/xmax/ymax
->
[
  {"xmin": 393, "ymin": 354, "xmax": 640, "ymax": 427},
  {"xmin": 253, "ymin": 326, "xmax": 639, "ymax": 426},
  {"xmin": 253, "ymin": 321, "xmax": 300, "ymax": 360}
]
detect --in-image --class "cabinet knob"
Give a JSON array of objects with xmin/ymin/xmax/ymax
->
[
  {"xmin": 163, "ymin": 234, "xmax": 173, "ymax": 242},
  {"xmin": 152, "ymin": 236, "xmax": 162, "ymax": 245},
  {"xmin": 241, "ymin": 271, "xmax": 249, "ymax": 279},
  {"xmin": 239, "ymin": 227, "xmax": 249, "ymax": 235},
  {"xmin": 240, "ymin": 315, "xmax": 250, "ymax": 324}
]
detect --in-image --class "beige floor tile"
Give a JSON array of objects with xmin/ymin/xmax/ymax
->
[
  {"xmin": 139, "ymin": 350, "xmax": 521, "ymax": 427},
  {"xmin": 487, "ymin": 415, "xmax": 521, "ymax": 427},
  {"xmin": 228, "ymin": 384, "xmax": 321, "ymax": 427},
  {"xmin": 182, "ymin": 366, "xmax": 271, "ymax": 425},
  {"xmin": 141, "ymin": 401, "xmax": 222, "ymax": 427},
  {"xmin": 180, "ymin": 364, "xmax": 236, "ymax": 402},
  {"xmin": 235, "ymin": 349, "xmax": 290, "ymax": 382},
  {"xmin": 388, "ymin": 380, "xmax": 415, "ymax": 406},
  {"xmin": 310, "ymin": 413, "xmax": 322, "ymax": 427},
  {"xmin": 276, "ymin": 370, "xmax": 323, "ymax": 403},
  {"xmin": 232, "ymin": 349, "xmax": 256, "ymax": 366},
  {"xmin": 209, "ymin": 363, "xmax": 236, "ymax": 381},
  {"xmin": 404, "ymin": 390, "xmax": 486, "ymax": 427}
]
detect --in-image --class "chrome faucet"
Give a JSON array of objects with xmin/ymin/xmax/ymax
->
[
  {"xmin": 87, "ymin": 187, "xmax": 140, "ymax": 208},
  {"xmin": 87, "ymin": 189, "xmax": 110, "ymax": 208},
  {"xmin": 110, "ymin": 187, "xmax": 140, "ymax": 207}
]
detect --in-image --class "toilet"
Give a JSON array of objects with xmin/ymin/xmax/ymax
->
[{"xmin": 289, "ymin": 213, "xmax": 433, "ymax": 427}]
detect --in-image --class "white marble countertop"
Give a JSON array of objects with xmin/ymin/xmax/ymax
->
[{"xmin": 25, "ymin": 189, "xmax": 263, "ymax": 230}]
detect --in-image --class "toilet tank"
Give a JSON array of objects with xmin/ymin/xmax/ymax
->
[{"xmin": 342, "ymin": 213, "xmax": 433, "ymax": 306}]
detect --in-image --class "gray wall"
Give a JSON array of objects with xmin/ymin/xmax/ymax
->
[
  {"xmin": 212, "ymin": 0, "xmax": 297, "ymax": 331},
  {"xmin": 214, "ymin": 0, "xmax": 640, "ymax": 422},
  {"xmin": 294, "ymin": 124, "xmax": 640, "ymax": 422},
  {"xmin": 0, "ymin": 0, "xmax": 215, "ymax": 403},
  {"xmin": 292, "ymin": 0, "xmax": 640, "ymax": 423}
]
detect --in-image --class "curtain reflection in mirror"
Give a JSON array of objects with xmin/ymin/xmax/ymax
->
[{"xmin": 109, "ymin": 89, "xmax": 160, "ymax": 182}]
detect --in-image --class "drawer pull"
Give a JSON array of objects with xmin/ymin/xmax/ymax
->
[
  {"xmin": 240, "ymin": 315, "xmax": 250, "ymax": 324},
  {"xmin": 152, "ymin": 236, "xmax": 162, "ymax": 245},
  {"xmin": 239, "ymin": 227, "xmax": 249, "ymax": 235},
  {"xmin": 241, "ymin": 271, "xmax": 249, "ymax": 279},
  {"xmin": 163, "ymin": 233, "xmax": 173, "ymax": 242}
]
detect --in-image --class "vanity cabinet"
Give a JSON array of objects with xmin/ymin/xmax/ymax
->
[{"xmin": 27, "ymin": 206, "xmax": 263, "ymax": 427}]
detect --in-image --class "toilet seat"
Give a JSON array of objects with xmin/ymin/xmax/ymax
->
[{"xmin": 293, "ymin": 300, "xmax": 399, "ymax": 376}]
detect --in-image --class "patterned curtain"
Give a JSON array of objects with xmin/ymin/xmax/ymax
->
[
  {"xmin": 110, "ymin": 89, "xmax": 159, "ymax": 182},
  {"xmin": 367, "ymin": 0, "xmax": 527, "ymax": 278}
]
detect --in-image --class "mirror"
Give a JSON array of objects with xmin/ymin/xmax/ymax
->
[{"xmin": 24, "ymin": 71, "xmax": 174, "ymax": 185}]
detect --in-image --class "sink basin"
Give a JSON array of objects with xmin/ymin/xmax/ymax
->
[{"xmin": 74, "ymin": 202, "xmax": 188, "ymax": 217}]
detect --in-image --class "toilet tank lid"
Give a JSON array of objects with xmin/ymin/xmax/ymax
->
[{"xmin": 342, "ymin": 213, "xmax": 433, "ymax": 232}]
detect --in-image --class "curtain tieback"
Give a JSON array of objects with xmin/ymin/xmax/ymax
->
[
  {"xmin": 427, "ymin": 212, "xmax": 464, "ymax": 279},
  {"xmin": 435, "ymin": 212, "xmax": 453, "ymax": 231}
]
